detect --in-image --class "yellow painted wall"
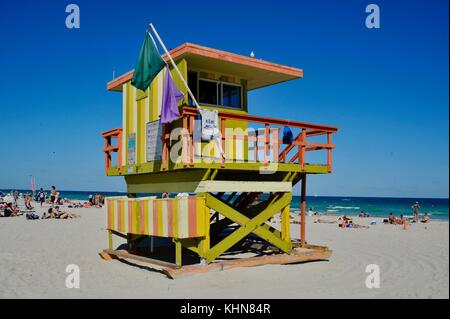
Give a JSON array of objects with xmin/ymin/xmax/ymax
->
[{"xmin": 121, "ymin": 58, "xmax": 249, "ymax": 169}]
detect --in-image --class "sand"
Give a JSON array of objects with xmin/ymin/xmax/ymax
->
[{"xmin": 0, "ymin": 203, "xmax": 448, "ymax": 299}]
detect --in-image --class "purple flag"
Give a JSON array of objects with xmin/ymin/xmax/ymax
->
[{"xmin": 160, "ymin": 66, "xmax": 184, "ymax": 124}]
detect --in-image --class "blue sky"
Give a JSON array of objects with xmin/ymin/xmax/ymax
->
[{"xmin": 0, "ymin": 0, "xmax": 448, "ymax": 198}]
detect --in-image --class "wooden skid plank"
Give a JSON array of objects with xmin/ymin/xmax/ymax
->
[
  {"xmin": 292, "ymin": 243, "xmax": 330, "ymax": 252},
  {"xmin": 102, "ymin": 249, "xmax": 180, "ymax": 269},
  {"xmin": 98, "ymin": 251, "xmax": 117, "ymax": 261},
  {"xmin": 163, "ymin": 248, "xmax": 332, "ymax": 279}
]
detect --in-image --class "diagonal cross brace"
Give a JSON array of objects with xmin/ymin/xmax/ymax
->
[
  {"xmin": 205, "ymin": 192, "xmax": 292, "ymax": 263},
  {"xmin": 210, "ymin": 193, "xmax": 282, "ymax": 237}
]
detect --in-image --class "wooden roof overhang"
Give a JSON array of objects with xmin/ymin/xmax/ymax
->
[{"xmin": 107, "ymin": 43, "xmax": 303, "ymax": 92}]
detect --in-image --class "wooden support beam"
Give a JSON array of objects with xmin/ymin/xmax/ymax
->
[
  {"xmin": 281, "ymin": 204, "xmax": 291, "ymax": 243},
  {"xmin": 108, "ymin": 230, "xmax": 113, "ymax": 250},
  {"xmin": 300, "ymin": 129, "xmax": 306, "ymax": 171},
  {"xmin": 102, "ymin": 249, "xmax": 180, "ymax": 269},
  {"xmin": 205, "ymin": 192, "xmax": 292, "ymax": 262},
  {"xmin": 175, "ymin": 240, "xmax": 182, "ymax": 266},
  {"xmin": 327, "ymin": 133, "xmax": 333, "ymax": 172},
  {"xmin": 163, "ymin": 248, "xmax": 332, "ymax": 279},
  {"xmin": 210, "ymin": 194, "xmax": 283, "ymax": 239},
  {"xmin": 196, "ymin": 181, "xmax": 292, "ymax": 193},
  {"xmin": 300, "ymin": 174, "xmax": 306, "ymax": 245}
]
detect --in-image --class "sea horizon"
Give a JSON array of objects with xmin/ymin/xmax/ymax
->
[{"xmin": 2, "ymin": 188, "xmax": 448, "ymax": 220}]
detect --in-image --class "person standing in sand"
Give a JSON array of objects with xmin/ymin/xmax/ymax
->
[
  {"xmin": 411, "ymin": 201, "xmax": 420, "ymax": 222},
  {"xmin": 50, "ymin": 186, "xmax": 57, "ymax": 204},
  {"xmin": 38, "ymin": 188, "xmax": 46, "ymax": 207}
]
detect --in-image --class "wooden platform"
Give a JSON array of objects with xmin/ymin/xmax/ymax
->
[{"xmin": 99, "ymin": 245, "xmax": 332, "ymax": 279}]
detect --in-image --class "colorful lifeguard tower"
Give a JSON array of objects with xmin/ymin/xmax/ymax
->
[{"xmin": 100, "ymin": 41, "xmax": 338, "ymax": 278}]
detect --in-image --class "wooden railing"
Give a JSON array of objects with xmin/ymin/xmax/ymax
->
[
  {"xmin": 102, "ymin": 128, "xmax": 122, "ymax": 173},
  {"xmin": 160, "ymin": 106, "xmax": 337, "ymax": 172},
  {"xmin": 102, "ymin": 107, "xmax": 337, "ymax": 174}
]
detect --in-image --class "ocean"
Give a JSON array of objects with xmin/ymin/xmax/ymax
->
[{"xmin": 2, "ymin": 189, "xmax": 448, "ymax": 220}]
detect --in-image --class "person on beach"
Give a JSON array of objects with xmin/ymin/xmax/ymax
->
[
  {"xmin": 314, "ymin": 219, "xmax": 337, "ymax": 224},
  {"xmin": 38, "ymin": 188, "xmax": 46, "ymax": 207},
  {"xmin": 388, "ymin": 212, "xmax": 396, "ymax": 224},
  {"xmin": 54, "ymin": 206, "xmax": 80, "ymax": 219},
  {"xmin": 337, "ymin": 215, "xmax": 369, "ymax": 229},
  {"xmin": 338, "ymin": 215, "xmax": 351, "ymax": 227},
  {"xmin": 421, "ymin": 212, "xmax": 430, "ymax": 223},
  {"xmin": 43, "ymin": 207, "xmax": 56, "ymax": 219},
  {"xmin": 2, "ymin": 203, "xmax": 19, "ymax": 217},
  {"xmin": 394, "ymin": 214, "xmax": 406, "ymax": 225},
  {"xmin": 95, "ymin": 194, "xmax": 101, "ymax": 206},
  {"xmin": 411, "ymin": 201, "xmax": 420, "ymax": 222},
  {"xmin": 13, "ymin": 190, "xmax": 19, "ymax": 203},
  {"xmin": 24, "ymin": 195, "xmax": 34, "ymax": 210},
  {"xmin": 50, "ymin": 186, "xmax": 57, "ymax": 204},
  {"xmin": 88, "ymin": 194, "xmax": 93, "ymax": 204}
]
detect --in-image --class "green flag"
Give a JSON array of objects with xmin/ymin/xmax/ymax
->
[{"xmin": 131, "ymin": 33, "xmax": 166, "ymax": 91}]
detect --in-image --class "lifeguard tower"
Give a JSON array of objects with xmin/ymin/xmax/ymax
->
[{"xmin": 100, "ymin": 39, "xmax": 338, "ymax": 278}]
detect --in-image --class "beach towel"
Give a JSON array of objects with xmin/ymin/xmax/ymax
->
[
  {"xmin": 160, "ymin": 66, "xmax": 184, "ymax": 124},
  {"xmin": 282, "ymin": 126, "xmax": 294, "ymax": 144},
  {"xmin": 199, "ymin": 108, "xmax": 220, "ymax": 141}
]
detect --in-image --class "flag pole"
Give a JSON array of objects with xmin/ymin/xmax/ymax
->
[
  {"xmin": 149, "ymin": 23, "xmax": 225, "ymax": 158},
  {"xmin": 149, "ymin": 23, "xmax": 200, "ymax": 109}
]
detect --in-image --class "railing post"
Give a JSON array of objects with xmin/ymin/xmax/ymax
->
[
  {"xmin": 254, "ymin": 130, "xmax": 258, "ymax": 162},
  {"xmin": 300, "ymin": 129, "xmax": 306, "ymax": 171},
  {"xmin": 327, "ymin": 133, "xmax": 332, "ymax": 173},
  {"xmin": 118, "ymin": 130, "xmax": 122, "ymax": 172},
  {"xmin": 189, "ymin": 115, "xmax": 195, "ymax": 165},
  {"xmin": 264, "ymin": 124, "xmax": 270, "ymax": 164},
  {"xmin": 104, "ymin": 136, "xmax": 111, "ymax": 174},
  {"xmin": 300, "ymin": 174, "xmax": 307, "ymax": 245},
  {"xmin": 272, "ymin": 128, "xmax": 279, "ymax": 163},
  {"xmin": 182, "ymin": 115, "xmax": 188, "ymax": 166},
  {"xmin": 220, "ymin": 117, "xmax": 226, "ymax": 167}
]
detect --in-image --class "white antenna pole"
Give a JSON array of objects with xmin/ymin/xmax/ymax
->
[{"xmin": 149, "ymin": 23, "xmax": 200, "ymax": 109}]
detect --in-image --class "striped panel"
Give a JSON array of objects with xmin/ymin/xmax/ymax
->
[
  {"xmin": 188, "ymin": 197, "xmax": 197, "ymax": 237},
  {"xmin": 177, "ymin": 197, "xmax": 189, "ymax": 238},
  {"xmin": 105, "ymin": 196, "xmax": 205, "ymax": 238},
  {"xmin": 167, "ymin": 200, "xmax": 174, "ymax": 237},
  {"xmin": 161, "ymin": 199, "xmax": 169, "ymax": 237}
]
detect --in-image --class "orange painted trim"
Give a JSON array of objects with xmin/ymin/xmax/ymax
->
[
  {"xmin": 106, "ymin": 42, "xmax": 303, "ymax": 91},
  {"xmin": 181, "ymin": 107, "xmax": 338, "ymax": 133},
  {"xmin": 139, "ymin": 201, "xmax": 145, "ymax": 235},
  {"xmin": 153, "ymin": 201, "xmax": 159, "ymax": 235},
  {"xmin": 117, "ymin": 200, "xmax": 123, "ymax": 232}
]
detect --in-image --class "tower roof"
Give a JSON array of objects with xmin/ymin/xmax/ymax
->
[{"xmin": 107, "ymin": 42, "xmax": 303, "ymax": 92}]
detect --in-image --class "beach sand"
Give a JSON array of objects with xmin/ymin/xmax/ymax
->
[{"xmin": 0, "ymin": 203, "xmax": 448, "ymax": 298}]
